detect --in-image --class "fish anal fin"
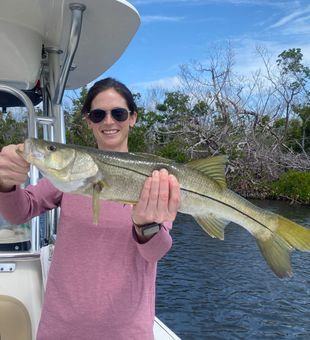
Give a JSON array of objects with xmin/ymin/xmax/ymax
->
[
  {"xmin": 194, "ymin": 214, "xmax": 229, "ymax": 240},
  {"xmin": 92, "ymin": 181, "xmax": 105, "ymax": 225},
  {"xmin": 187, "ymin": 155, "xmax": 228, "ymax": 189},
  {"xmin": 256, "ymin": 236, "xmax": 293, "ymax": 278}
]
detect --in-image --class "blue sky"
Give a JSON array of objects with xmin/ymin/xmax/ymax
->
[{"xmin": 95, "ymin": 0, "xmax": 310, "ymax": 95}]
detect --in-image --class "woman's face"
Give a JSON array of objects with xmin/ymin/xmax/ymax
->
[{"xmin": 86, "ymin": 88, "xmax": 137, "ymax": 152}]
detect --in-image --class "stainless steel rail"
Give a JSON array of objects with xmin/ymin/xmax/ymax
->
[
  {"xmin": 0, "ymin": 84, "xmax": 42, "ymax": 252},
  {"xmin": 0, "ymin": 3, "xmax": 87, "ymax": 253},
  {"xmin": 53, "ymin": 3, "xmax": 86, "ymax": 143},
  {"xmin": 0, "ymin": 252, "xmax": 40, "ymax": 259},
  {"xmin": 54, "ymin": 3, "xmax": 86, "ymax": 106},
  {"xmin": 0, "ymin": 84, "xmax": 37, "ymax": 138}
]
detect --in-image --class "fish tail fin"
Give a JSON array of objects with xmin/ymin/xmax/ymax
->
[
  {"xmin": 256, "ymin": 215, "xmax": 310, "ymax": 278},
  {"xmin": 276, "ymin": 215, "xmax": 310, "ymax": 251},
  {"xmin": 256, "ymin": 236, "xmax": 293, "ymax": 278},
  {"xmin": 195, "ymin": 212, "xmax": 310, "ymax": 278}
]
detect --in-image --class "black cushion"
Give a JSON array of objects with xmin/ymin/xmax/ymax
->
[{"xmin": 0, "ymin": 88, "xmax": 42, "ymax": 109}]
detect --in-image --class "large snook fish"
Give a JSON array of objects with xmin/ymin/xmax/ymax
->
[{"xmin": 19, "ymin": 138, "xmax": 310, "ymax": 278}]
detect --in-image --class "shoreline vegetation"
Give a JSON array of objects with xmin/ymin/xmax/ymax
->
[{"xmin": 1, "ymin": 47, "xmax": 309, "ymax": 205}]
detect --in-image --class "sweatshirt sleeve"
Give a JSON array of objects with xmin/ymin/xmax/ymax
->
[
  {"xmin": 0, "ymin": 178, "xmax": 62, "ymax": 225},
  {"xmin": 133, "ymin": 222, "xmax": 173, "ymax": 263}
]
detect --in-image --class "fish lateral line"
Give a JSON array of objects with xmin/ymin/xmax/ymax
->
[
  {"xmin": 182, "ymin": 187, "xmax": 269, "ymax": 231},
  {"xmin": 96, "ymin": 157, "xmax": 174, "ymax": 179}
]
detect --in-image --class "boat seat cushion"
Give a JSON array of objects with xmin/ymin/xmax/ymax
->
[{"xmin": 0, "ymin": 295, "xmax": 32, "ymax": 340}]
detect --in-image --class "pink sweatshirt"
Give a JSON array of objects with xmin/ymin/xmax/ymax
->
[{"xmin": 0, "ymin": 178, "xmax": 172, "ymax": 340}]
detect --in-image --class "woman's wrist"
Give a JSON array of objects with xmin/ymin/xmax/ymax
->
[{"xmin": 133, "ymin": 220, "xmax": 162, "ymax": 243}]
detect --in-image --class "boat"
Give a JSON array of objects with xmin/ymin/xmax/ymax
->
[{"xmin": 0, "ymin": 1, "xmax": 180, "ymax": 339}]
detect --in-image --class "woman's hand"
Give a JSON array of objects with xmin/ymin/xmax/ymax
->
[
  {"xmin": 0, "ymin": 144, "xmax": 30, "ymax": 192},
  {"xmin": 132, "ymin": 169, "xmax": 181, "ymax": 226}
]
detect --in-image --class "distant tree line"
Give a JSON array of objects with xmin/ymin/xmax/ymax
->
[{"xmin": 1, "ymin": 47, "xmax": 309, "ymax": 204}]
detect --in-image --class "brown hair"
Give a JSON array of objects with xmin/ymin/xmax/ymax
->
[{"xmin": 81, "ymin": 77, "xmax": 137, "ymax": 115}]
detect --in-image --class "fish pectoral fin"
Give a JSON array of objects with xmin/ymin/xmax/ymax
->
[
  {"xmin": 194, "ymin": 214, "xmax": 229, "ymax": 240},
  {"xmin": 186, "ymin": 155, "xmax": 228, "ymax": 189},
  {"xmin": 92, "ymin": 181, "xmax": 104, "ymax": 225},
  {"xmin": 256, "ymin": 235, "xmax": 293, "ymax": 278}
]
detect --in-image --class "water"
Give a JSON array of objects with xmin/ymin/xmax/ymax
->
[{"xmin": 156, "ymin": 200, "xmax": 310, "ymax": 339}]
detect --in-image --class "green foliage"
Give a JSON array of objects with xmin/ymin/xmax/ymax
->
[
  {"xmin": 261, "ymin": 115, "xmax": 271, "ymax": 125},
  {"xmin": 286, "ymin": 119, "xmax": 302, "ymax": 151},
  {"xmin": 71, "ymin": 86, "xmax": 88, "ymax": 112},
  {"xmin": 273, "ymin": 105, "xmax": 310, "ymax": 152},
  {"xmin": 271, "ymin": 170, "xmax": 310, "ymax": 204},
  {"xmin": 157, "ymin": 91, "xmax": 190, "ymax": 114},
  {"xmin": 65, "ymin": 109, "xmax": 95, "ymax": 147},
  {"xmin": 292, "ymin": 105, "xmax": 310, "ymax": 152},
  {"xmin": 65, "ymin": 86, "xmax": 96, "ymax": 147},
  {"xmin": 128, "ymin": 126, "xmax": 147, "ymax": 152},
  {"xmin": 0, "ymin": 111, "xmax": 27, "ymax": 149},
  {"xmin": 192, "ymin": 100, "xmax": 209, "ymax": 115},
  {"xmin": 157, "ymin": 141, "xmax": 189, "ymax": 163},
  {"xmin": 277, "ymin": 48, "xmax": 310, "ymax": 76},
  {"xmin": 274, "ymin": 118, "xmax": 286, "ymax": 128},
  {"xmin": 129, "ymin": 93, "xmax": 191, "ymax": 161},
  {"xmin": 128, "ymin": 107, "xmax": 161, "ymax": 152},
  {"xmin": 276, "ymin": 48, "xmax": 310, "ymax": 92},
  {"xmin": 156, "ymin": 91, "xmax": 190, "ymax": 126}
]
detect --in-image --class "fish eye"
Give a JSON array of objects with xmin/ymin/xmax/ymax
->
[{"xmin": 47, "ymin": 145, "xmax": 57, "ymax": 152}]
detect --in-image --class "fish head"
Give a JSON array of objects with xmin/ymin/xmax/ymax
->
[
  {"xmin": 22, "ymin": 138, "xmax": 74, "ymax": 171},
  {"xmin": 20, "ymin": 138, "xmax": 99, "ymax": 192}
]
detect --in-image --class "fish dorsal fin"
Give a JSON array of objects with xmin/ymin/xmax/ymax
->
[
  {"xmin": 187, "ymin": 155, "xmax": 228, "ymax": 189},
  {"xmin": 194, "ymin": 214, "xmax": 230, "ymax": 240}
]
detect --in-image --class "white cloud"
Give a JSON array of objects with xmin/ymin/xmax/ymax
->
[
  {"xmin": 132, "ymin": 0, "xmax": 291, "ymax": 6},
  {"xmin": 269, "ymin": 5, "xmax": 310, "ymax": 29},
  {"xmin": 265, "ymin": 3, "xmax": 310, "ymax": 36},
  {"xmin": 131, "ymin": 75, "xmax": 182, "ymax": 93},
  {"xmin": 232, "ymin": 38, "xmax": 310, "ymax": 77},
  {"xmin": 141, "ymin": 15, "xmax": 183, "ymax": 24},
  {"xmin": 130, "ymin": 37, "xmax": 310, "ymax": 94}
]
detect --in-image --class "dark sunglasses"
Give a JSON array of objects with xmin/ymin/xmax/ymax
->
[{"xmin": 88, "ymin": 108, "xmax": 130, "ymax": 123}]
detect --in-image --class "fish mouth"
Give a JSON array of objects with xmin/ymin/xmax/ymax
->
[
  {"xmin": 24, "ymin": 138, "xmax": 45, "ymax": 162},
  {"xmin": 23, "ymin": 138, "xmax": 32, "ymax": 157}
]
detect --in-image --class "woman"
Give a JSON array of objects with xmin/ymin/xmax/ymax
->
[{"xmin": 0, "ymin": 78, "xmax": 181, "ymax": 339}]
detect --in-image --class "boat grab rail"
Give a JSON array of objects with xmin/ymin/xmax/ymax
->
[
  {"xmin": 0, "ymin": 84, "xmax": 56, "ymax": 253},
  {"xmin": 0, "ymin": 251, "xmax": 40, "ymax": 259}
]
